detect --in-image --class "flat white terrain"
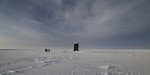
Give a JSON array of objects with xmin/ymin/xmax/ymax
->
[{"xmin": 0, "ymin": 49, "xmax": 150, "ymax": 75}]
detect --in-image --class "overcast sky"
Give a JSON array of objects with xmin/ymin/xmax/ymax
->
[{"xmin": 0, "ymin": 0, "xmax": 150, "ymax": 49}]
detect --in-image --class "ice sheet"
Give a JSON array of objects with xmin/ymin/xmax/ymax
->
[{"xmin": 0, "ymin": 49, "xmax": 149, "ymax": 75}]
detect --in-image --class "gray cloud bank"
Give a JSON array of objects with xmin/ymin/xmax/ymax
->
[{"xmin": 0, "ymin": 0, "xmax": 150, "ymax": 49}]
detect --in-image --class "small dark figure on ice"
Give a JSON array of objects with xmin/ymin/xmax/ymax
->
[{"xmin": 45, "ymin": 49, "xmax": 50, "ymax": 52}]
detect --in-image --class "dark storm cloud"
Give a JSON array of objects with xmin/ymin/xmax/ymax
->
[{"xmin": 0, "ymin": 0, "xmax": 150, "ymax": 49}]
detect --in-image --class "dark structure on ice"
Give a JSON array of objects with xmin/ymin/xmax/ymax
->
[{"xmin": 74, "ymin": 42, "xmax": 79, "ymax": 51}]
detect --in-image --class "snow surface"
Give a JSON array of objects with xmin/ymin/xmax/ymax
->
[{"xmin": 0, "ymin": 49, "xmax": 150, "ymax": 75}]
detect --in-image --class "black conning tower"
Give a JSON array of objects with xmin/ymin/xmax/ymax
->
[{"xmin": 74, "ymin": 42, "xmax": 79, "ymax": 51}]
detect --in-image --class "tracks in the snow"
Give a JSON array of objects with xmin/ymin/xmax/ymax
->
[
  {"xmin": 0, "ymin": 51, "xmax": 139, "ymax": 75},
  {"xmin": 67, "ymin": 64, "xmax": 138, "ymax": 75},
  {"xmin": 0, "ymin": 53, "xmax": 78, "ymax": 75}
]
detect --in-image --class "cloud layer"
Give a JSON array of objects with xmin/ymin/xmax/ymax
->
[{"xmin": 0, "ymin": 0, "xmax": 150, "ymax": 49}]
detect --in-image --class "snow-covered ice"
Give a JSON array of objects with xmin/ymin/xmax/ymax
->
[{"xmin": 0, "ymin": 49, "xmax": 150, "ymax": 75}]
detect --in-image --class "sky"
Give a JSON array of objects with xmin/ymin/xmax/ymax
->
[{"xmin": 0, "ymin": 0, "xmax": 150, "ymax": 49}]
